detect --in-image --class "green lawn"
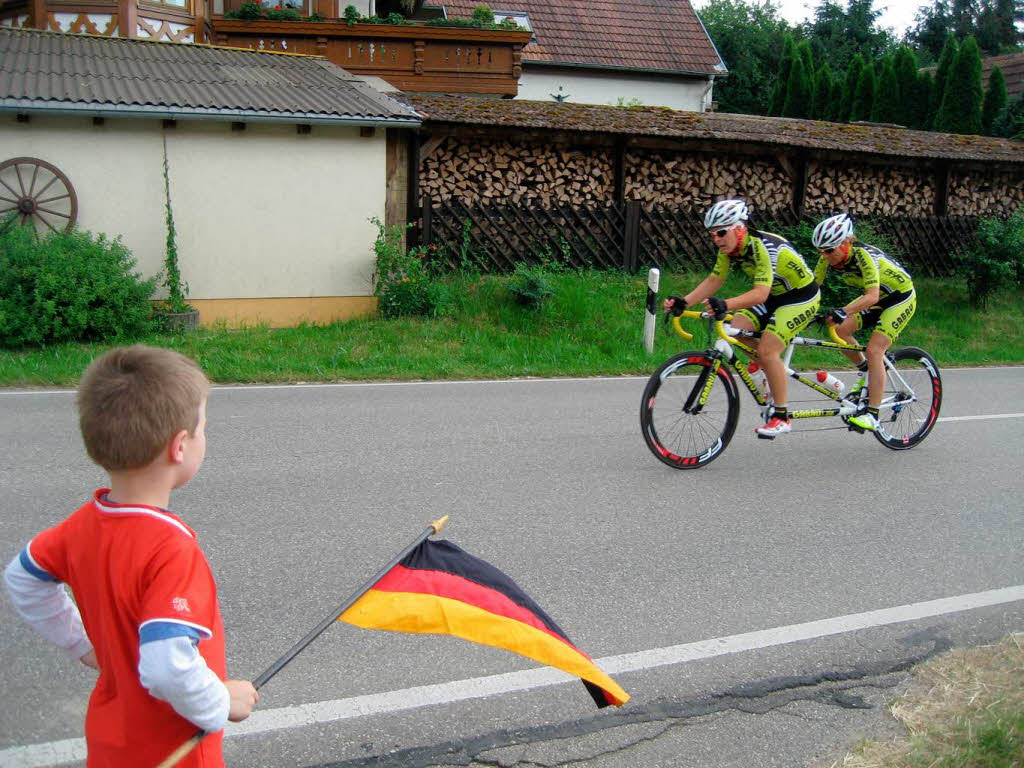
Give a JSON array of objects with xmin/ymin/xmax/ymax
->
[{"xmin": 1, "ymin": 271, "xmax": 1021, "ymax": 387}]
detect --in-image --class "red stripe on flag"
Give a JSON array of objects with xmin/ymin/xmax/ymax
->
[{"xmin": 372, "ymin": 565, "xmax": 594, "ymax": 661}]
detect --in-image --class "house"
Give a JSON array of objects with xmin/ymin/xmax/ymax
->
[
  {"xmin": 436, "ymin": 0, "xmax": 727, "ymax": 111},
  {"xmin": 922, "ymin": 51, "xmax": 1024, "ymax": 104},
  {"xmin": 0, "ymin": 27, "xmax": 421, "ymax": 328}
]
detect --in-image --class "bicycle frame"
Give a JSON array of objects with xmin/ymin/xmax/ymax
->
[{"xmin": 669, "ymin": 311, "xmax": 926, "ymax": 422}]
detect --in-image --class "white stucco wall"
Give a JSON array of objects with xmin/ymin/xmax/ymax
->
[
  {"xmin": 515, "ymin": 67, "xmax": 715, "ymax": 111},
  {"xmin": 1, "ymin": 116, "xmax": 387, "ymax": 300}
]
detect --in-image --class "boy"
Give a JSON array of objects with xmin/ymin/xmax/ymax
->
[{"xmin": 4, "ymin": 345, "xmax": 258, "ymax": 767}]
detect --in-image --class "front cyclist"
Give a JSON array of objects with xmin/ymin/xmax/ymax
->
[
  {"xmin": 812, "ymin": 213, "xmax": 916, "ymax": 433},
  {"xmin": 664, "ymin": 199, "xmax": 820, "ymax": 438}
]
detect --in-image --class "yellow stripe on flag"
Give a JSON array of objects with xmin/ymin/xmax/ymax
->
[{"xmin": 340, "ymin": 590, "xmax": 629, "ymax": 706}]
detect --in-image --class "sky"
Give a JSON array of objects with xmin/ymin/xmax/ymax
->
[{"xmin": 691, "ymin": 0, "xmax": 932, "ymax": 37}]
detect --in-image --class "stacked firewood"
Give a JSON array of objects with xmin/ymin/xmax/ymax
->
[
  {"xmin": 805, "ymin": 164, "xmax": 934, "ymax": 216},
  {"xmin": 420, "ymin": 138, "xmax": 613, "ymax": 204},
  {"xmin": 623, "ymin": 151, "xmax": 791, "ymax": 209},
  {"xmin": 948, "ymin": 170, "xmax": 1024, "ymax": 216}
]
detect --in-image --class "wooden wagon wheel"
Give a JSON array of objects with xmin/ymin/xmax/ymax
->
[{"xmin": 0, "ymin": 157, "xmax": 78, "ymax": 233}]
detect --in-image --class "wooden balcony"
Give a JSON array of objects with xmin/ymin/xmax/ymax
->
[{"xmin": 209, "ymin": 18, "xmax": 532, "ymax": 95}]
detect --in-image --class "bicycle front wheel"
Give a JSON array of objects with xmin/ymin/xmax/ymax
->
[
  {"xmin": 640, "ymin": 352, "xmax": 739, "ymax": 469},
  {"xmin": 874, "ymin": 346, "xmax": 942, "ymax": 450}
]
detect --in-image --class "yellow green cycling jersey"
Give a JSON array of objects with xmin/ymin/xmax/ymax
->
[
  {"xmin": 711, "ymin": 230, "xmax": 816, "ymax": 297},
  {"xmin": 813, "ymin": 242, "xmax": 914, "ymax": 298}
]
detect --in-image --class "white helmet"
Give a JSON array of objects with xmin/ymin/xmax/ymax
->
[
  {"xmin": 812, "ymin": 214, "xmax": 855, "ymax": 250},
  {"xmin": 704, "ymin": 199, "xmax": 749, "ymax": 230}
]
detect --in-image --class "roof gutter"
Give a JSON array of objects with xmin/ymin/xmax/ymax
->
[
  {"xmin": 0, "ymin": 100, "xmax": 422, "ymax": 127},
  {"xmin": 523, "ymin": 59, "xmax": 727, "ymax": 79}
]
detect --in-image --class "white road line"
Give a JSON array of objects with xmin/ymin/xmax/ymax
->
[
  {"xmin": 4, "ymin": 584, "xmax": 1022, "ymax": 768},
  {"xmin": 939, "ymin": 413, "xmax": 1024, "ymax": 422},
  {"xmin": 1, "ymin": 364, "xmax": 1022, "ymax": 396}
]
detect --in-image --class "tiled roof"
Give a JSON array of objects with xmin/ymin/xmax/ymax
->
[
  {"xmin": 0, "ymin": 27, "xmax": 420, "ymax": 124},
  {"xmin": 922, "ymin": 52, "xmax": 1024, "ymax": 102},
  {"xmin": 439, "ymin": 0, "xmax": 725, "ymax": 76},
  {"xmin": 401, "ymin": 93, "xmax": 1024, "ymax": 164}
]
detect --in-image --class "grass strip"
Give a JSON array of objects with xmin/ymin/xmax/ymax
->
[
  {"xmin": 832, "ymin": 632, "xmax": 1023, "ymax": 768},
  {"xmin": 1, "ymin": 272, "xmax": 1022, "ymax": 387}
]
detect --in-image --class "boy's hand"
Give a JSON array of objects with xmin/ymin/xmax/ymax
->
[
  {"xmin": 80, "ymin": 649, "xmax": 99, "ymax": 670},
  {"xmin": 226, "ymin": 679, "xmax": 259, "ymax": 722}
]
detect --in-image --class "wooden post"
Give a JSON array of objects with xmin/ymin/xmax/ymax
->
[
  {"xmin": 30, "ymin": 0, "xmax": 46, "ymax": 29},
  {"xmin": 934, "ymin": 161, "xmax": 951, "ymax": 217},
  {"xmin": 118, "ymin": 0, "xmax": 137, "ymax": 37},
  {"xmin": 407, "ymin": 129, "xmax": 421, "ymax": 246},
  {"xmin": 792, "ymin": 153, "xmax": 809, "ymax": 218},
  {"xmin": 421, "ymin": 198, "xmax": 432, "ymax": 248},
  {"xmin": 624, "ymin": 200, "xmax": 641, "ymax": 272},
  {"xmin": 613, "ymin": 137, "xmax": 626, "ymax": 205}
]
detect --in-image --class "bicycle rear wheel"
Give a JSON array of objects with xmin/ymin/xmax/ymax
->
[
  {"xmin": 874, "ymin": 346, "xmax": 942, "ymax": 450},
  {"xmin": 640, "ymin": 352, "xmax": 739, "ymax": 469}
]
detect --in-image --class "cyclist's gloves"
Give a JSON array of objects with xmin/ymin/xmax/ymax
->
[
  {"xmin": 824, "ymin": 307, "xmax": 848, "ymax": 325},
  {"xmin": 707, "ymin": 296, "xmax": 728, "ymax": 320},
  {"xmin": 663, "ymin": 296, "xmax": 687, "ymax": 324}
]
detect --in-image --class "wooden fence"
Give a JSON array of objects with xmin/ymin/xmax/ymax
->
[{"xmin": 418, "ymin": 197, "xmax": 979, "ymax": 278}]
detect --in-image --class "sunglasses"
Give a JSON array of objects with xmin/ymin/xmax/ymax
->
[{"xmin": 708, "ymin": 228, "xmax": 731, "ymax": 239}]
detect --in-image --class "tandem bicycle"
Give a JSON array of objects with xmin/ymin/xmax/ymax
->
[{"xmin": 639, "ymin": 309, "xmax": 942, "ymax": 469}]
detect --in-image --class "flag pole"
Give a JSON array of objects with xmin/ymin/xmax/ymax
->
[{"xmin": 155, "ymin": 515, "xmax": 450, "ymax": 768}]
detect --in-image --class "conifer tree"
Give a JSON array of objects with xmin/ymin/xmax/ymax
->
[
  {"xmin": 851, "ymin": 63, "xmax": 877, "ymax": 122},
  {"xmin": 839, "ymin": 54, "xmax": 866, "ymax": 122},
  {"xmin": 811, "ymin": 62, "xmax": 834, "ymax": 120},
  {"xmin": 783, "ymin": 55, "xmax": 814, "ymax": 119},
  {"xmin": 872, "ymin": 58, "xmax": 900, "ymax": 123},
  {"xmin": 826, "ymin": 77, "xmax": 844, "ymax": 122},
  {"xmin": 982, "ymin": 65, "xmax": 1008, "ymax": 135},
  {"xmin": 932, "ymin": 33, "xmax": 959, "ymax": 128},
  {"xmin": 936, "ymin": 35, "xmax": 983, "ymax": 134},
  {"xmin": 915, "ymin": 70, "xmax": 935, "ymax": 130},
  {"xmin": 770, "ymin": 35, "xmax": 796, "ymax": 116},
  {"xmin": 893, "ymin": 46, "xmax": 920, "ymax": 128}
]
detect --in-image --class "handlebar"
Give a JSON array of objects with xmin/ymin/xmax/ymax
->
[{"xmin": 666, "ymin": 309, "xmax": 736, "ymax": 344}]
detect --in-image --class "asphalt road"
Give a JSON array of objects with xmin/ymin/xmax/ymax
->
[{"xmin": 1, "ymin": 367, "xmax": 1022, "ymax": 767}]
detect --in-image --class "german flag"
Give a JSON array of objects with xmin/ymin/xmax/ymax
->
[{"xmin": 338, "ymin": 539, "xmax": 629, "ymax": 708}]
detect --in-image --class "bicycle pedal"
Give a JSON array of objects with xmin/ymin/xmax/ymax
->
[
  {"xmin": 756, "ymin": 433, "xmax": 776, "ymax": 440},
  {"xmin": 848, "ymin": 424, "xmax": 865, "ymax": 434}
]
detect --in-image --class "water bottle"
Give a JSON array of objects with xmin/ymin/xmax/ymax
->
[
  {"xmin": 748, "ymin": 362, "xmax": 770, "ymax": 398},
  {"xmin": 816, "ymin": 370, "xmax": 846, "ymax": 394}
]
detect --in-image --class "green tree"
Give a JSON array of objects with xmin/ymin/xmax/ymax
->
[
  {"xmin": 699, "ymin": 0, "xmax": 792, "ymax": 115},
  {"xmin": 914, "ymin": 70, "xmax": 935, "ymax": 130},
  {"xmin": 952, "ymin": 0, "xmax": 979, "ymax": 38},
  {"xmin": 826, "ymin": 76, "xmax": 845, "ymax": 121},
  {"xmin": 982, "ymin": 65, "xmax": 1008, "ymax": 133},
  {"xmin": 992, "ymin": 93, "xmax": 1024, "ymax": 138},
  {"xmin": 931, "ymin": 33, "xmax": 959, "ymax": 127},
  {"xmin": 811, "ymin": 61, "xmax": 834, "ymax": 119},
  {"xmin": 770, "ymin": 34, "xmax": 797, "ymax": 115},
  {"xmin": 905, "ymin": 0, "xmax": 954, "ymax": 63},
  {"xmin": 783, "ymin": 54, "xmax": 814, "ymax": 118},
  {"xmin": 839, "ymin": 54, "xmax": 866, "ymax": 121},
  {"xmin": 936, "ymin": 35, "xmax": 984, "ymax": 133},
  {"xmin": 893, "ymin": 46, "xmax": 920, "ymax": 127},
  {"xmin": 871, "ymin": 57, "xmax": 900, "ymax": 123},
  {"xmin": 851, "ymin": 62, "xmax": 877, "ymax": 121},
  {"xmin": 804, "ymin": 0, "xmax": 897, "ymax": 71}
]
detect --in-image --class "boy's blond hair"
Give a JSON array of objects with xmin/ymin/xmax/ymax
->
[{"xmin": 78, "ymin": 345, "xmax": 210, "ymax": 471}]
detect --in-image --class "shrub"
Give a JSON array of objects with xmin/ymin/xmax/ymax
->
[
  {"xmin": 956, "ymin": 209, "xmax": 1024, "ymax": 309},
  {"xmin": 225, "ymin": 0, "xmax": 262, "ymax": 19},
  {"xmin": 507, "ymin": 262, "xmax": 555, "ymax": 308},
  {"xmin": 0, "ymin": 222, "xmax": 156, "ymax": 348},
  {"xmin": 472, "ymin": 5, "xmax": 495, "ymax": 26},
  {"xmin": 371, "ymin": 218, "xmax": 448, "ymax": 318},
  {"xmin": 343, "ymin": 4, "xmax": 359, "ymax": 24}
]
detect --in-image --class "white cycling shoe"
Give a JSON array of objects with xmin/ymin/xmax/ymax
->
[{"xmin": 755, "ymin": 416, "xmax": 792, "ymax": 439}]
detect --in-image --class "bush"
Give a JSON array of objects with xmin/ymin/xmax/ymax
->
[
  {"xmin": 956, "ymin": 209, "xmax": 1024, "ymax": 309},
  {"xmin": 343, "ymin": 4, "xmax": 359, "ymax": 23},
  {"xmin": 371, "ymin": 218, "xmax": 448, "ymax": 318},
  {"xmin": 0, "ymin": 222, "xmax": 156, "ymax": 348},
  {"xmin": 507, "ymin": 262, "xmax": 555, "ymax": 307},
  {"xmin": 472, "ymin": 5, "xmax": 495, "ymax": 25}
]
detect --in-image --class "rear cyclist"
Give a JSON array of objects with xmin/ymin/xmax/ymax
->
[
  {"xmin": 811, "ymin": 213, "xmax": 916, "ymax": 432},
  {"xmin": 664, "ymin": 199, "xmax": 820, "ymax": 438}
]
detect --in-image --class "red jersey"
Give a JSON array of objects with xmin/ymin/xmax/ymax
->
[{"xmin": 28, "ymin": 489, "xmax": 227, "ymax": 768}]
